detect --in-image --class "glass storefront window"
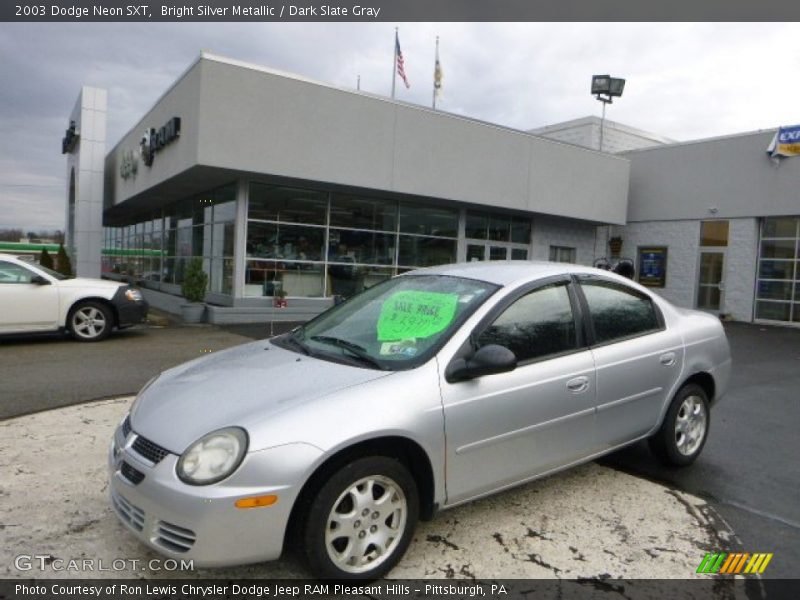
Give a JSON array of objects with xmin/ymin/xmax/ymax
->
[
  {"xmin": 249, "ymin": 184, "xmax": 327, "ymax": 225},
  {"xmin": 756, "ymin": 217, "xmax": 800, "ymax": 323},
  {"xmin": 699, "ymin": 221, "xmax": 729, "ymax": 247},
  {"xmin": 758, "ymin": 260, "xmax": 795, "ymax": 280},
  {"xmin": 330, "ymin": 194, "xmax": 397, "ymax": 232},
  {"xmin": 212, "ymin": 222, "xmax": 234, "ymax": 258},
  {"xmin": 245, "ymin": 260, "xmax": 324, "ymax": 297},
  {"xmin": 176, "ymin": 227, "xmax": 192, "ymax": 257},
  {"xmin": 488, "ymin": 215, "xmax": 511, "ymax": 242},
  {"xmin": 399, "ymin": 204, "xmax": 458, "ymax": 238},
  {"xmin": 756, "ymin": 281, "xmax": 793, "ymax": 301},
  {"xmin": 510, "ymin": 218, "xmax": 531, "ymax": 244},
  {"xmin": 465, "ymin": 212, "xmax": 488, "ymax": 239},
  {"xmin": 755, "ymin": 301, "xmax": 791, "ymax": 321},
  {"xmin": 398, "ymin": 235, "xmax": 457, "ymax": 267},
  {"xmin": 327, "ymin": 265, "xmax": 394, "ymax": 299},
  {"xmin": 763, "ymin": 217, "xmax": 798, "ymax": 239},
  {"xmin": 328, "ymin": 229, "xmax": 395, "ymax": 265},
  {"xmin": 550, "ymin": 246, "xmax": 577, "ymax": 263},
  {"xmin": 760, "ymin": 239, "xmax": 796, "ymax": 259},
  {"xmin": 246, "ymin": 222, "xmax": 325, "ymax": 261}
]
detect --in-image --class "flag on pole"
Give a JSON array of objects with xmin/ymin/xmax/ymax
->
[
  {"xmin": 396, "ymin": 34, "xmax": 410, "ymax": 89},
  {"xmin": 433, "ymin": 37, "xmax": 443, "ymax": 104}
]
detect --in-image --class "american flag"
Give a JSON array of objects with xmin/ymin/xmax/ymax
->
[{"xmin": 396, "ymin": 35, "xmax": 410, "ymax": 89}]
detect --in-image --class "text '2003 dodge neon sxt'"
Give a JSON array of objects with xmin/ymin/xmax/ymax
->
[{"xmin": 109, "ymin": 261, "xmax": 731, "ymax": 579}]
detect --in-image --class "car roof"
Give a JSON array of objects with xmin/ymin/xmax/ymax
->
[{"xmin": 406, "ymin": 260, "xmax": 605, "ymax": 287}]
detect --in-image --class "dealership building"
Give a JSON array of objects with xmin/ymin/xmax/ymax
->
[{"xmin": 62, "ymin": 52, "xmax": 800, "ymax": 327}]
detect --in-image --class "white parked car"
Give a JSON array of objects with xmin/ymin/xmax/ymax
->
[{"xmin": 0, "ymin": 253, "xmax": 148, "ymax": 342}]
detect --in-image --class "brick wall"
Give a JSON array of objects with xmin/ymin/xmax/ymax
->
[
  {"xmin": 612, "ymin": 218, "xmax": 759, "ymax": 321},
  {"xmin": 531, "ymin": 216, "xmax": 598, "ymax": 266}
]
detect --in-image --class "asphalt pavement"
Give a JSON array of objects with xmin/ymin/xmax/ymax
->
[
  {"xmin": 0, "ymin": 320, "xmax": 299, "ymax": 420},
  {"xmin": 600, "ymin": 322, "xmax": 800, "ymax": 580}
]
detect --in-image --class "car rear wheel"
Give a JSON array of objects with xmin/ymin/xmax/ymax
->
[
  {"xmin": 649, "ymin": 383, "xmax": 710, "ymax": 467},
  {"xmin": 68, "ymin": 301, "xmax": 113, "ymax": 342},
  {"xmin": 302, "ymin": 456, "xmax": 418, "ymax": 579}
]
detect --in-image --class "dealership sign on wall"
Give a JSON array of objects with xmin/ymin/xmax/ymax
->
[
  {"xmin": 140, "ymin": 116, "xmax": 181, "ymax": 167},
  {"xmin": 767, "ymin": 124, "xmax": 800, "ymax": 158}
]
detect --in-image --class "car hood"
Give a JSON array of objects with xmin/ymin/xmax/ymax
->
[
  {"xmin": 130, "ymin": 339, "xmax": 393, "ymax": 453},
  {"xmin": 55, "ymin": 277, "xmax": 124, "ymax": 290}
]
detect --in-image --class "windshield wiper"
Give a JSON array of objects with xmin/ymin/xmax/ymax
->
[
  {"xmin": 282, "ymin": 331, "xmax": 312, "ymax": 355},
  {"xmin": 309, "ymin": 335, "xmax": 385, "ymax": 370}
]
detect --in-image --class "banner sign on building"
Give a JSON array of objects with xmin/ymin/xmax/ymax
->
[
  {"xmin": 638, "ymin": 246, "xmax": 668, "ymax": 288},
  {"xmin": 766, "ymin": 124, "xmax": 800, "ymax": 158}
]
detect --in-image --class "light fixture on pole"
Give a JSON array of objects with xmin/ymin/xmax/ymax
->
[{"xmin": 591, "ymin": 74, "xmax": 625, "ymax": 152}]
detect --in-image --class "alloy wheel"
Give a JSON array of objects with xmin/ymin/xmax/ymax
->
[
  {"xmin": 675, "ymin": 394, "xmax": 707, "ymax": 456},
  {"xmin": 324, "ymin": 475, "xmax": 407, "ymax": 574}
]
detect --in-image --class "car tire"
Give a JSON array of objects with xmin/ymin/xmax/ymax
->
[
  {"xmin": 302, "ymin": 456, "xmax": 419, "ymax": 580},
  {"xmin": 649, "ymin": 383, "xmax": 710, "ymax": 467},
  {"xmin": 68, "ymin": 301, "xmax": 114, "ymax": 342}
]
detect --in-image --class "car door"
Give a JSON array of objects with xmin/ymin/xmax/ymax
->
[
  {"xmin": 575, "ymin": 275, "xmax": 684, "ymax": 450},
  {"xmin": 440, "ymin": 277, "xmax": 598, "ymax": 505},
  {"xmin": 0, "ymin": 260, "xmax": 60, "ymax": 332}
]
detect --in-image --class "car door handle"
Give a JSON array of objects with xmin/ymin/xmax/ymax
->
[
  {"xmin": 660, "ymin": 352, "xmax": 676, "ymax": 366},
  {"xmin": 566, "ymin": 376, "xmax": 589, "ymax": 393}
]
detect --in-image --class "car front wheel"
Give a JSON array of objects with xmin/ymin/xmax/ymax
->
[
  {"xmin": 68, "ymin": 301, "xmax": 113, "ymax": 342},
  {"xmin": 649, "ymin": 383, "xmax": 710, "ymax": 466},
  {"xmin": 302, "ymin": 456, "xmax": 419, "ymax": 579}
]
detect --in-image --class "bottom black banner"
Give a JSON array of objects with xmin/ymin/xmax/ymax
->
[{"xmin": 2, "ymin": 579, "xmax": 799, "ymax": 600}]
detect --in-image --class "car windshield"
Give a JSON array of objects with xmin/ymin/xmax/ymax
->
[{"xmin": 283, "ymin": 274, "xmax": 499, "ymax": 370}]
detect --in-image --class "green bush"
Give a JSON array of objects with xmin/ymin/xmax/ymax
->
[
  {"xmin": 181, "ymin": 258, "xmax": 208, "ymax": 303},
  {"xmin": 39, "ymin": 248, "xmax": 54, "ymax": 269},
  {"xmin": 56, "ymin": 244, "xmax": 73, "ymax": 277}
]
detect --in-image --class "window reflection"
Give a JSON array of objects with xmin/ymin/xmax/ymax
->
[
  {"xmin": 249, "ymin": 184, "xmax": 327, "ymax": 225},
  {"xmin": 398, "ymin": 236, "xmax": 457, "ymax": 267},
  {"xmin": 581, "ymin": 281, "xmax": 659, "ymax": 343},
  {"xmin": 399, "ymin": 204, "xmax": 458, "ymax": 237},
  {"xmin": 477, "ymin": 284, "xmax": 576, "ymax": 361}
]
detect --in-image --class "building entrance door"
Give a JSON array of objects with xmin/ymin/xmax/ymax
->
[{"xmin": 696, "ymin": 250, "xmax": 726, "ymax": 311}]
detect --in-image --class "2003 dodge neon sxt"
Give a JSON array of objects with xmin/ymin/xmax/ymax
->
[{"xmin": 109, "ymin": 261, "xmax": 731, "ymax": 579}]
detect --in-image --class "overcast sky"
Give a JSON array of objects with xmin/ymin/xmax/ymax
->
[{"xmin": 1, "ymin": 22, "xmax": 798, "ymax": 231}]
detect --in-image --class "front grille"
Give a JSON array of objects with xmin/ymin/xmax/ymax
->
[
  {"xmin": 111, "ymin": 491, "xmax": 145, "ymax": 531},
  {"xmin": 120, "ymin": 461, "xmax": 145, "ymax": 485},
  {"xmin": 154, "ymin": 520, "xmax": 197, "ymax": 553},
  {"xmin": 132, "ymin": 435, "xmax": 169, "ymax": 464},
  {"xmin": 121, "ymin": 415, "xmax": 132, "ymax": 437}
]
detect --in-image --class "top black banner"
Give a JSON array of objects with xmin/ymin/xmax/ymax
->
[{"xmin": 4, "ymin": 0, "xmax": 800, "ymax": 22}]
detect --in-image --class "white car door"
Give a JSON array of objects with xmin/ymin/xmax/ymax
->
[{"xmin": 0, "ymin": 260, "xmax": 60, "ymax": 332}]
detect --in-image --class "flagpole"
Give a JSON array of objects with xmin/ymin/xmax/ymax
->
[
  {"xmin": 432, "ymin": 36, "xmax": 439, "ymax": 110},
  {"xmin": 391, "ymin": 27, "xmax": 398, "ymax": 100}
]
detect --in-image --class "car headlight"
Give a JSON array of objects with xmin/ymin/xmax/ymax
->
[
  {"xmin": 124, "ymin": 288, "xmax": 143, "ymax": 302},
  {"xmin": 177, "ymin": 427, "xmax": 248, "ymax": 485}
]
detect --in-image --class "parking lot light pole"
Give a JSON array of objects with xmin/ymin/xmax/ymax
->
[{"xmin": 591, "ymin": 74, "xmax": 626, "ymax": 152}]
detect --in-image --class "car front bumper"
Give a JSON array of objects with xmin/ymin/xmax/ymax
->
[
  {"xmin": 111, "ymin": 287, "xmax": 149, "ymax": 328},
  {"xmin": 108, "ymin": 420, "xmax": 322, "ymax": 567}
]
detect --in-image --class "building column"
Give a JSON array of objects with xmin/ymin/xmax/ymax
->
[
  {"xmin": 232, "ymin": 178, "xmax": 248, "ymax": 301},
  {"xmin": 63, "ymin": 86, "xmax": 107, "ymax": 278}
]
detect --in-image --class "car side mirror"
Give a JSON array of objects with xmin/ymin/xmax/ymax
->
[
  {"xmin": 446, "ymin": 344, "xmax": 517, "ymax": 383},
  {"xmin": 30, "ymin": 275, "xmax": 50, "ymax": 285}
]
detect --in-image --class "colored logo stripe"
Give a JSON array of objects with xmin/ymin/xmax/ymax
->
[{"xmin": 696, "ymin": 552, "xmax": 773, "ymax": 574}]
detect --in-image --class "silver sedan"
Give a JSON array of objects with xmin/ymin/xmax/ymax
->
[{"xmin": 108, "ymin": 261, "xmax": 731, "ymax": 579}]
